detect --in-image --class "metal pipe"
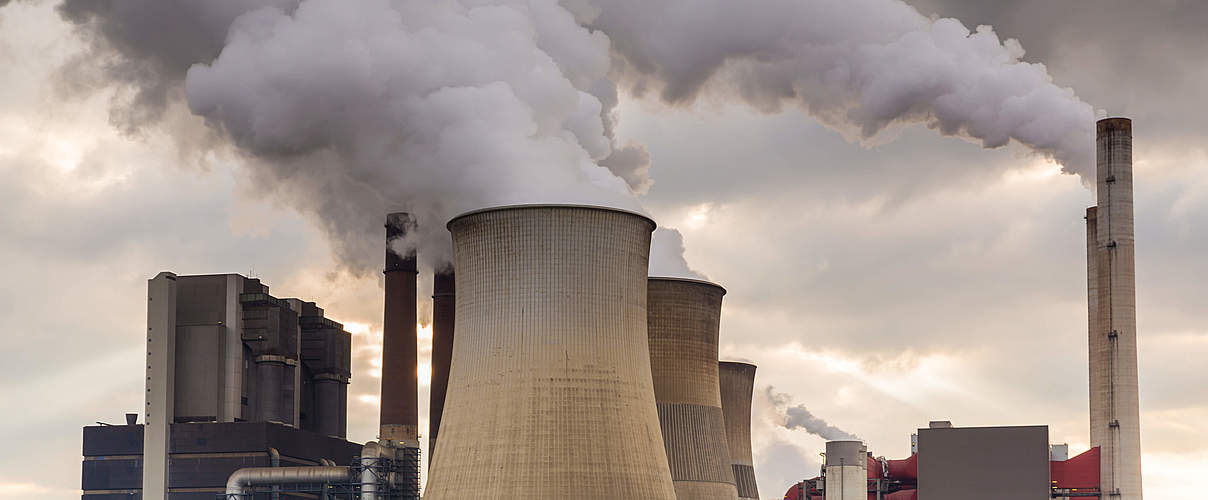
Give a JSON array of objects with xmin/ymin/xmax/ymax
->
[
  {"xmin": 267, "ymin": 448, "xmax": 281, "ymax": 500},
  {"xmin": 361, "ymin": 441, "xmax": 385, "ymax": 500},
  {"xmin": 224, "ymin": 466, "xmax": 350, "ymax": 499}
]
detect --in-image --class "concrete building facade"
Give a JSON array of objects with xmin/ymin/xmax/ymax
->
[
  {"xmin": 1087, "ymin": 117, "xmax": 1143, "ymax": 499},
  {"xmin": 719, "ymin": 361, "xmax": 760, "ymax": 499},
  {"xmin": 424, "ymin": 205, "xmax": 676, "ymax": 500},
  {"xmin": 647, "ymin": 277, "xmax": 739, "ymax": 500}
]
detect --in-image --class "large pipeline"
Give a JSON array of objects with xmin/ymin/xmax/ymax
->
[{"xmin": 224, "ymin": 466, "xmax": 350, "ymax": 499}]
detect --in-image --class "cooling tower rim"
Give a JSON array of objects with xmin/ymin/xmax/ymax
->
[
  {"xmin": 719, "ymin": 360, "xmax": 757, "ymax": 369},
  {"xmin": 446, "ymin": 203, "xmax": 656, "ymax": 231},
  {"xmin": 648, "ymin": 276, "xmax": 727, "ymax": 295}
]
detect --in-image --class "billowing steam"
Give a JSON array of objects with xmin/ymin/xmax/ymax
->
[
  {"xmin": 52, "ymin": 0, "xmax": 1097, "ymax": 275},
  {"xmin": 576, "ymin": 0, "xmax": 1097, "ymax": 176},
  {"xmin": 767, "ymin": 387, "xmax": 860, "ymax": 441}
]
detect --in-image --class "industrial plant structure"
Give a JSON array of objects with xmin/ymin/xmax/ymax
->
[
  {"xmin": 647, "ymin": 277, "xmax": 739, "ymax": 500},
  {"xmin": 424, "ymin": 205, "xmax": 679, "ymax": 499},
  {"xmin": 82, "ymin": 272, "xmax": 371, "ymax": 499},
  {"xmin": 782, "ymin": 422, "xmax": 1101, "ymax": 500},
  {"xmin": 720, "ymin": 361, "xmax": 761, "ymax": 500},
  {"xmin": 83, "ymin": 206, "xmax": 767, "ymax": 499}
]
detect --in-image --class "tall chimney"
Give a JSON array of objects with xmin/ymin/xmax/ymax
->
[
  {"xmin": 719, "ymin": 361, "xmax": 760, "ymax": 500},
  {"xmin": 381, "ymin": 212, "xmax": 419, "ymax": 443},
  {"xmin": 428, "ymin": 265, "xmax": 455, "ymax": 463},
  {"xmin": 1088, "ymin": 117, "xmax": 1143, "ymax": 499}
]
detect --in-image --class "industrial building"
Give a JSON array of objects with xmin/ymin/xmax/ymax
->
[
  {"xmin": 82, "ymin": 272, "xmax": 370, "ymax": 498},
  {"xmin": 782, "ymin": 422, "xmax": 1101, "ymax": 500},
  {"xmin": 647, "ymin": 277, "xmax": 739, "ymax": 500}
]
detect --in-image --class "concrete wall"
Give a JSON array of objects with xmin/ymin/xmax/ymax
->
[
  {"xmin": 648, "ymin": 278, "xmax": 738, "ymax": 500},
  {"xmin": 425, "ymin": 205, "xmax": 676, "ymax": 500},
  {"xmin": 917, "ymin": 425, "xmax": 1049, "ymax": 500},
  {"xmin": 719, "ymin": 361, "xmax": 759, "ymax": 499}
]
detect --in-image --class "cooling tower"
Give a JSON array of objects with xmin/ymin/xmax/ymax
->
[
  {"xmin": 381, "ymin": 213, "xmax": 419, "ymax": 443},
  {"xmin": 824, "ymin": 441, "xmax": 866, "ymax": 500},
  {"xmin": 427, "ymin": 266, "xmax": 455, "ymax": 463},
  {"xmin": 719, "ymin": 361, "xmax": 759, "ymax": 499},
  {"xmin": 424, "ymin": 205, "xmax": 676, "ymax": 500},
  {"xmin": 648, "ymin": 278, "xmax": 739, "ymax": 500},
  {"xmin": 1087, "ymin": 117, "xmax": 1143, "ymax": 499}
]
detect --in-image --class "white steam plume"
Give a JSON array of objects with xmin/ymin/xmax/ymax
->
[
  {"xmin": 574, "ymin": 0, "xmax": 1097, "ymax": 177},
  {"xmin": 183, "ymin": 0, "xmax": 663, "ymax": 272},
  {"xmin": 767, "ymin": 387, "xmax": 860, "ymax": 441},
  {"xmin": 52, "ymin": 0, "xmax": 1101, "ymax": 276}
]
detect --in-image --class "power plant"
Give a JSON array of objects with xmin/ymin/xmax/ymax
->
[{"xmin": 79, "ymin": 118, "xmax": 1143, "ymax": 499}]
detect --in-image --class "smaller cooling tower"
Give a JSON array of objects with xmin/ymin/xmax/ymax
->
[
  {"xmin": 824, "ymin": 441, "xmax": 867, "ymax": 500},
  {"xmin": 424, "ymin": 204, "xmax": 676, "ymax": 500},
  {"xmin": 648, "ymin": 277, "xmax": 739, "ymax": 500},
  {"xmin": 719, "ymin": 361, "xmax": 760, "ymax": 499}
]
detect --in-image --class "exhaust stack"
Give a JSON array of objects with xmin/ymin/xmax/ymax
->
[
  {"xmin": 381, "ymin": 213, "xmax": 418, "ymax": 443},
  {"xmin": 719, "ymin": 361, "xmax": 760, "ymax": 500},
  {"xmin": 428, "ymin": 265, "xmax": 455, "ymax": 463},
  {"xmin": 1087, "ymin": 118, "xmax": 1143, "ymax": 499}
]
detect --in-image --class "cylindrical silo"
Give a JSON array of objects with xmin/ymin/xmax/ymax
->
[
  {"xmin": 648, "ymin": 277, "xmax": 739, "ymax": 500},
  {"xmin": 424, "ymin": 205, "xmax": 676, "ymax": 500},
  {"xmin": 824, "ymin": 441, "xmax": 866, "ymax": 500},
  {"xmin": 719, "ymin": 361, "xmax": 759, "ymax": 499}
]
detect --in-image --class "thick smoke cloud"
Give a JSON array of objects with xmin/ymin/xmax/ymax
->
[
  {"xmin": 575, "ymin": 0, "xmax": 1097, "ymax": 177},
  {"xmin": 50, "ymin": 0, "xmax": 1101, "ymax": 275},
  {"xmin": 767, "ymin": 387, "xmax": 861, "ymax": 441}
]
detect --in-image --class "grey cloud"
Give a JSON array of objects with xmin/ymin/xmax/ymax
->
[{"xmin": 767, "ymin": 387, "xmax": 861, "ymax": 441}]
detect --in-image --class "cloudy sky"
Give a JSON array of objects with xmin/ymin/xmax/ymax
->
[{"xmin": 1, "ymin": 0, "xmax": 1205, "ymax": 498}]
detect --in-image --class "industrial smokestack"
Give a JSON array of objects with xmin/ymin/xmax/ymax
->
[
  {"xmin": 1087, "ymin": 118, "xmax": 1143, "ymax": 499},
  {"xmin": 719, "ymin": 361, "xmax": 760, "ymax": 500},
  {"xmin": 381, "ymin": 212, "xmax": 418, "ymax": 444},
  {"xmin": 824, "ymin": 441, "xmax": 867, "ymax": 500},
  {"xmin": 427, "ymin": 265, "xmax": 455, "ymax": 464},
  {"xmin": 425, "ymin": 205, "xmax": 676, "ymax": 500},
  {"xmin": 647, "ymin": 277, "xmax": 738, "ymax": 500}
]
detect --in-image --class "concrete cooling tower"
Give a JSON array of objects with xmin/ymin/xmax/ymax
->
[
  {"xmin": 719, "ymin": 361, "xmax": 760, "ymax": 500},
  {"xmin": 424, "ymin": 204, "xmax": 677, "ymax": 500},
  {"xmin": 647, "ymin": 278, "xmax": 739, "ymax": 500}
]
